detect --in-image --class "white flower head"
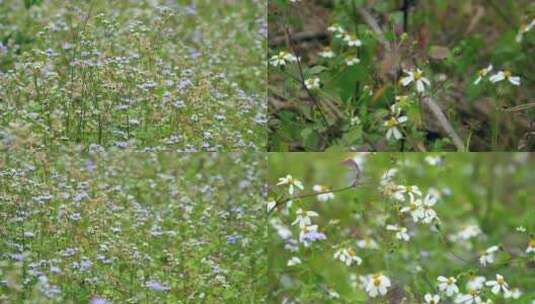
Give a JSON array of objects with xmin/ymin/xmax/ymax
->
[
  {"xmin": 365, "ymin": 273, "xmax": 391, "ymax": 297},
  {"xmin": 270, "ymin": 51, "xmax": 297, "ymax": 67},
  {"xmin": 277, "ymin": 175, "xmax": 304, "ymax": 195},
  {"xmin": 313, "ymin": 184, "xmax": 335, "ymax": 202},
  {"xmin": 401, "ymin": 68, "xmax": 430, "ymax": 93},
  {"xmin": 437, "ymin": 276, "xmax": 459, "ymax": 296},
  {"xmin": 422, "ymin": 191, "xmax": 439, "ymax": 223},
  {"xmin": 304, "ymin": 77, "xmax": 321, "ymax": 90},
  {"xmin": 292, "ymin": 208, "xmax": 319, "ymax": 229},
  {"xmin": 485, "ymin": 274, "xmax": 509, "ymax": 295},
  {"xmin": 454, "ymin": 290, "xmax": 482, "ymax": 304},
  {"xmin": 333, "ymin": 247, "xmax": 362, "ymax": 266},
  {"xmin": 384, "ymin": 105, "xmax": 408, "ymax": 141},
  {"xmin": 386, "ymin": 224, "xmax": 410, "ymax": 241},
  {"xmin": 425, "ymin": 293, "xmax": 441, "ymax": 304},
  {"xmin": 343, "ymin": 34, "xmax": 362, "ymax": 47},
  {"xmin": 516, "ymin": 18, "xmax": 535, "ymax": 42},
  {"xmin": 287, "ymin": 256, "xmax": 302, "ymax": 266},
  {"xmin": 474, "ymin": 64, "xmax": 493, "ymax": 85},
  {"xmin": 346, "ymin": 57, "xmax": 360, "ymax": 66},
  {"xmin": 466, "ymin": 276, "xmax": 486, "ymax": 291},
  {"xmin": 319, "ymin": 48, "xmax": 336, "ymax": 59},
  {"xmin": 425, "ymin": 155, "xmax": 443, "ymax": 166},
  {"xmin": 328, "ymin": 24, "xmax": 346, "ymax": 38},
  {"xmin": 479, "ymin": 246, "xmax": 499, "ymax": 267},
  {"xmin": 400, "ymin": 193, "xmax": 425, "ymax": 223},
  {"xmin": 489, "ymin": 70, "xmax": 521, "ymax": 86}
]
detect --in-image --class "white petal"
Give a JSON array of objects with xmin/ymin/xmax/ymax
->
[
  {"xmin": 508, "ymin": 76, "xmax": 520, "ymax": 86},
  {"xmin": 401, "ymin": 76, "xmax": 413, "ymax": 86},
  {"xmin": 489, "ymin": 72, "xmax": 505, "ymax": 83},
  {"xmin": 393, "ymin": 127, "xmax": 402, "ymax": 140},
  {"xmin": 416, "ymin": 80, "xmax": 424, "ymax": 92}
]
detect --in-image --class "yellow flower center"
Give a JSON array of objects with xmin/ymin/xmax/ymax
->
[
  {"xmin": 385, "ymin": 117, "xmax": 398, "ymax": 127},
  {"xmin": 414, "ymin": 70, "xmax": 423, "ymax": 80},
  {"xmin": 497, "ymin": 277, "xmax": 505, "ymax": 285},
  {"xmin": 504, "ymin": 70, "xmax": 512, "ymax": 78},
  {"xmin": 529, "ymin": 239, "xmax": 535, "ymax": 247},
  {"xmin": 373, "ymin": 277, "xmax": 382, "ymax": 286}
]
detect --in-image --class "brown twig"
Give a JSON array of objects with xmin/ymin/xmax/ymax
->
[
  {"xmin": 422, "ymin": 96, "xmax": 465, "ymax": 151},
  {"xmin": 356, "ymin": 5, "xmax": 465, "ymax": 151}
]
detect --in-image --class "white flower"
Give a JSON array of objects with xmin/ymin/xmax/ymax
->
[
  {"xmin": 504, "ymin": 288, "xmax": 522, "ymax": 299},
  {"xmin": 365, "ymin": 273, "xmax": 391, "ymax": 297},
  {"xmin": 516, "ymin": 226, "xmax": 526, "ymax": 232},
  {"xmin": 400, "ymin": 193, "xmax": 425, "ymax": 223},
  {"xmin": 526, "ymin": 238, "xmax": 535, "ymax": 254},
  {"xmin": 350, "ymin": 115, "xmax": 361, "ymax": 126},
  {"xmin": 485, "ymin": 274, "xmax": 509, "ymax": 295},
  {"xmin": 455, "ymin": 291, "xmax": 482, "ymax": 304},
  {"xmin": 425, "ymin": 293, "xmax": 441, "ymax": 304},
  {"xmin": 489, "ymin": 70, "xmax": 520, "ymax": 86},
  {"xmin": 334, "ymin": 247, "xmax": 362, "ymax": 266},
  {"xmin": 287, "ymin": 256, "xmax": 302, "ymax": 266},
  {"xmin": 356, "ymin": 238, "xmax": 379, "ymax": 249},
  {"xmin": 466, "ymin": 276, "xmax": 486, "ymax": 291},
  {"xmin": 384, "ymin": 105, "xmax": 408, "ymax": 141},
  {"xmin": 456, "ymin": 224, "xmax": 482, "ymax": 241},
  {"xmin": 343, "ymin": 34, "xmax": 362, "ymax": 47},
  {"xmin": 345, "ymin": 57, "xmax": 360, "ymax": 66},
  {"xmin": 312, "ymin": 185, "xmax": 335, "ymax": 202},
  {"xmin": 474, "ymin": 64, "xmax": 493, "ymax": 85},
  {"xmin": 292, "ymin": 208, "xmax": 319, "ymax": 228},
  {"xmin": 425, "ymin": 155, "xmax": 443, "ymax": 166},
  {"xmin": 304, "ymin": 77, "xmax": 321, "ymax": 90},
  {"xmin": 401, "ymin": 68, "xmax": 430, "ymax": 93},
  {"xmin": 270, "ymin": 51, "xmax": 297, "ymax": 67},
  {"xmin": 479, "ymin": 246, "xmax": 499, "ymax": 267},
  {"xmin": 380, "ymin": 168, "xmax": 398, "ymax": 186},
  {"xmin": 328, "ymin": 24, "xmax": 346, "ymax": 38},
  {"xmin": 319, "ymin": 48, "xmax": 336, "ymax": 59},
  {"xmin": 516, "ymin": 18, "xmax": 535, "ymax": 42},
  {"xmin": 437, "ymin": 276, "xmax": 459, "ymax": 296},
  {"xmin": 327, "ymin": 289, "xmax": 340, "ymax": 299},
  {"xmin": 277, "ymin": 175, "xmax": 304, "ymax": 195},
  {"xmin": 422, "ymin": 191, "xmax": 439, "ymax": 223},
  {"xmin": 267, "ymin": 200, "xmax": 277, "ymax": 213},
  {"xmin": 386, "ymin": 224, "xmax": 410, "ymax": 241}
]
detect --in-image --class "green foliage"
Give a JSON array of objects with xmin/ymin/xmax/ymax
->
[
  {"xmin": 269, "ymin": 0, "xmax": 535, "ymax": 151},
  {"xmin": 0, "ymin": 149, "xmax": 266, "ymax": 303},
  {"xmin": 268, "ymin": 153, "xmax": 535, "ymax": 303}
]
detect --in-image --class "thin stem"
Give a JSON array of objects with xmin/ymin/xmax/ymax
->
[
  {"xmin": 269, "ymin": 182, "xmax": 372, "ymax": 214},
  {"xmin": 283, "ymin": 27, "xmax": 330, "ymax": 127}
]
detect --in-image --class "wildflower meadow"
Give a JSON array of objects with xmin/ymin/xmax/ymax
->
[
  {"xmin": 0, "ymin": 146, "xmax": 266, "ymax": 303},
  {"xmin": 268, "ymin": 153, "xmax": 535, "ymax": 303},
  {"xmin": 269, "ymin": 0, "xmax": 535, "ymax": 151},
  {"xmin": 0, "ymin": 0, "xmax": 267, "ymax": 151}
]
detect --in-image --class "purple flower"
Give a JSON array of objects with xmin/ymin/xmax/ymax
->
[
  {"xmin": 145, "ymin": 280, "xmax": 170, "ymax": 292},
  {"xmin": 86, "ymin": 160, "xmax": 96, "ymax": 172},
  {"xmin": 301, "ymin": 231, "xmax": 327, "ymax": 244},
  {"xmin": 90, "ymin": 297, "xmax": 110, "ymax": 304}
]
